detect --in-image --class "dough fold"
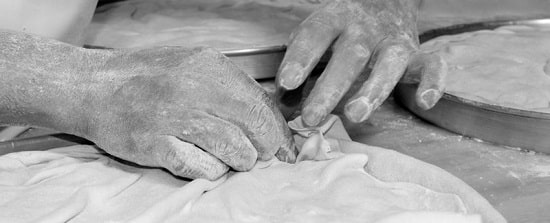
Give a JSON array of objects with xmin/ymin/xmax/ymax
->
[{"xmin": 0, "ymin": 115, "xmax": 502, "ymax": 223}]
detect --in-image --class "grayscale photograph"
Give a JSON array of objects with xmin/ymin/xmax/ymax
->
[{"xmin": 1, "ymin": 0, "xmax": 549, "ymax": 222}]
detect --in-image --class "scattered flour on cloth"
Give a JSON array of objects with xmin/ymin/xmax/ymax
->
[
  {"xmin": 0, "ymin": 146, "xmax": 479, "ymax": 222},
  {"xmin": 0, "ymin": 114, "xmax": 480, "ymax": 223}
]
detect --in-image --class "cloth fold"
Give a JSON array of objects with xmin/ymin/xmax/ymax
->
[{"xmin": 0, "ymin": 115, "xmax": 504, "ymax": 223}]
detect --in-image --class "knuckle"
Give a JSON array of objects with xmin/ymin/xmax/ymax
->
[
  {"xmin": 170, "ymin": 161, "xmax": 192, "ymax": 176},
  {"xmin": 349, "ymin": 44, "xmax": 371, "ymax": 61},
  {"xmin": 246, "ymin": 104, "xmax": 271, "ymax": 135},
  {"xmin": 386, "ymin": 42, "xmax": 408, "ymax": 53},
  {"xmin": 301, "ymin": 12, "xmax": 338, "ymax": 33},
  {"xmin": 344, "ymin": 23, "xmax": 367, "ymax": 39},
  {"xmin": 164, "ymin": 149, "xmax": 194, "ymax": 176},
  {"xmin": 245, "ymin": 103, "xmax": 285, "ymax": 158},
  {"xmin": 382, "ymin": 43, "xmax": 411, "ymax": 60},
  {"xmin": 213, "ymin": 140, "xmax": 237, "ymax": 160},
  {"xmin": 339, "ymin": 27, "xmax": 374, "ymax": 61},
  {"xmin": 285, "ymin": 43, "xmax": 318, "ymax": 67},
  {"xmin": 167, "ymin": 148, "xmax": 226, "ymax": 180},
  {"xmin": 215, "ymin": 134, "xmax": 256, "ymax": 170},
  {"xmin": 311, "ymin": 89, "xmax": 345, "ymax": 108},
  {"xmin": 306, "ymin": 16, "xmax": 332, "ymax": 30},
  {"xmin": 328, "ymin": 87, "xmax": 348, "ymax": 102}
]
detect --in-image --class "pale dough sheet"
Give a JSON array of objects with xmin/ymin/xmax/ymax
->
[
  {"xmin": 84, "ymin": 0, "xmax": 550, "ymax": 49},
  {"xmin": 84, "ymin": 0, "xmax": 308, "ymax": 50},
  {"xmin": 421, "ymin": 24, "xmax": 550, "ymax": 112},
  {"xmin": 0, "ymin": 117, "xmax": 503, "ymax": 222},
  {"xmin": 0, "ymin": 145, "xmax": 482, "ymax": 223}
]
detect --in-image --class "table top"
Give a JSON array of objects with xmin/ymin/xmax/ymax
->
[
  {"xmin": 5, "ymin": 79, "xmax": 550, "ymax": 223},
  {"xmin": 344, "ymin": 96, "xmax": 550, "ymax": 223},
  {"xmin": 258, "ymin": 74, "xmax": 550, "ymax": 222}
]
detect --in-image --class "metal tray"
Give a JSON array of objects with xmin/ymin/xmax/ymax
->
[
  {"xmin": 395, "ymin": 18, "xmax": 550, "ymax": 153},
  {"xmin": 84, "ymin": 44, "xmax": 287, "ymax": 80},
  {"xmin": 84, "ymin": 0, "xmax": 303, "ymax": 80},
  {"xmin": 222, "ymin": 46, "xmax": 286, "ymax": 80}
]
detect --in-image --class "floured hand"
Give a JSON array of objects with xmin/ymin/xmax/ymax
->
[
  {"xmin": 277, "ymin": 0, "xmax": 447, "ymax": 125},
  {"xmin": 0, "ymin": 30, "xmax": 295, "ymax": 181},
  {"xmin": 83, "ymin": 47, "xmax": 296, "ymax": 180}
]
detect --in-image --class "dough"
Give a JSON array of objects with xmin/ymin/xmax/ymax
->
[
  {"xmin": 288, "ymin": 115, "xmax": 344, "ymax": 162},
  {"xmin": 184, "ymin": 154, "xmax": 479, "ymax": 223},
  {"xmin": 0, "ymin": 146, "xmax": 480, "ymax": 223},
  {"xmin": 420, "ymin": 24, "xmax": 550, "ymax": 112},
  {"xmin": 417, "ymin": 0, "xmax": 550, "ymax": 32},
  {"xmin": 0, "ymin": 118, "xmax": 502, "ymax": 222},
  {"xmin": 84, "ymin": 0, "xmax": 308, "ymax": 50}
]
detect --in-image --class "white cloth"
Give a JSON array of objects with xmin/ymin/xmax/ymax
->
[
  {"xmin": 0, "ymin": 146, "xmax": 480, "ymax": 223},
  {"xmin": 0, "ymin": 116, "xmax": 497, "ymax": 222}
]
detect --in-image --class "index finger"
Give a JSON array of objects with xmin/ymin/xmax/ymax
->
[
  {"xmin": 301, "ymin": 24, "xmax": 378, "ymax": 126},
  {"xmin": 276, "ymin": 12, "xmax": 342, "ymax": 91},
  {"xmin": 344, "ymin": 38, "xmax": 414, "ymax": 123}
]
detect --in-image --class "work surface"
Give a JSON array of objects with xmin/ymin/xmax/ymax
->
[
  {"xmin": 343, "ymin": 96, "xmax": 550, "ymax": 223},
  {"xmin": 7, "ymin": 79, "xmax": 550, "ymax": 223},
  {"xmin": 257, "ymin": 75, "xmax": 550, "ymax": 223}
]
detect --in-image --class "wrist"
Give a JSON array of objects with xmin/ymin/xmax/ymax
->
[{"xmin": 0, "ymin": 30, "xmax": 112, "ymax": 137}]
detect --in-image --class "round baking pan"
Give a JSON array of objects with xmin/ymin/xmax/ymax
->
[
  {"xmin": 395, "ymin": 18, "xmax": 550, "ymax": 153},
  {"xmin": 83, "ymin": 0, "xmax": 310, "ymax": 80},
  {"xmin": 84, "ymin": 44, "xmax": 287, "ymax": 80},
  {"xmin": 221, "ymin": 45, "xmax": 286, "ymax": 80}
]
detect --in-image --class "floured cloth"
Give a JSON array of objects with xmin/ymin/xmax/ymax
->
[
  {"xmin": 420, "ymin": 24, "xmax": 550, "ymax": 112},
  {"xmin": 0, "ymin": 116, "xmax": 505, "ymax": 223},
  {"xmin": 1, "ymin": 146, "xmax": 477, "ymax": 223},
  {"xmin": 84, "ymin": 0, "xmax": 308, "ymax": 50}
]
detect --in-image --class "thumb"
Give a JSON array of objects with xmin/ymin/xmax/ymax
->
[{"xmin": 153, "ymin": 135, "xmax": 229, "ymax": 180}]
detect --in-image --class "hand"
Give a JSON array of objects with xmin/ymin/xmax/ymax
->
[
  {"xmin": 84, "ymin": 47, "xmax": 295, "ymax": 180},
  {"xmin": 276, "ymin": 0, "xmax": 447, "ymax": 126}
]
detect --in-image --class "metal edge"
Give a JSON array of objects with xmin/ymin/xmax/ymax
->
[
  {"xmin": 440, "ymin": 93, "xmax": 550, "ymax": 120},
  {"xmin": 416, "ymin": 18, "xmax": 550, "ymax": 120},
  {"xmin": 395, "ymin": 83, "xmax": 550, "ymax": 152},
  {"xmin": 83, "ymin": 44, "xmax": 287, "ymax": 57},
  {"xmin": 221, "ymin": 45, "xmax": 287, "ymax": 56},
  {"xmin": 0, "ymin": 134, "xmax": 93, "ymax": 156},
  {"xmin": 419, "ymin": 16, "xmax": 550, "ymax": 43}
]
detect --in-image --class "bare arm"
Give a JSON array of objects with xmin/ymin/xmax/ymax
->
[
  {"xmin": 0, "ymin": 30, "xmax": 112, "ymax": 136},
  {"xmin": 0, "ymin": 30, "xmax": 295, "ymax": 179}
]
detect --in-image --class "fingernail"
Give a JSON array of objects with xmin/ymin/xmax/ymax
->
[
  {"xmin": 278, "ymin": 63, "xmax": 304, "ymax": 90},
  {"xmin": 345, "ymin": 98, "xmax": 372, "ymax": 123},
  {"xmin": 418, "ymin": 89, "xmax": 441, "ymax": 109},
  {"xmin": 275, "ymin": 142, "xmax": 297, "ymax": 164},
  {"xmin": 302, "ymin": 105, "xmax": 325, "ymax": 127}
]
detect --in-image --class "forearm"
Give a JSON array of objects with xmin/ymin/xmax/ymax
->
[{"xmin": 0, "ymin": 30, "xmax": 110, "ymax": 136}]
